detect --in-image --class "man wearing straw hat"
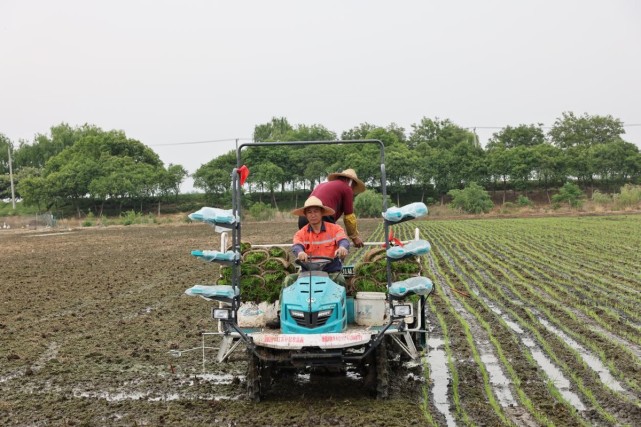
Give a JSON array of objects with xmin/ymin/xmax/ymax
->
[
  {"xmin": 298, "ymin": 168, "xmax": 366, "ymax": 248},
  {"xmin": 285, "ymin": 195, "xmax": 350, "ymax": 287},
  {"xmin": 266, "ymin": 196, "xmax": 351, "ymax": 328}
]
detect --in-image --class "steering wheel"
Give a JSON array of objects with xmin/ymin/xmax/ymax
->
[{"xmin": 296, "ymin": 255, "xmax": 334, "ymax": 271}]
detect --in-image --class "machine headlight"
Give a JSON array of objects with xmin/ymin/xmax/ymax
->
[
  {"xmin": 317, "ymin": 309, "xmax": 333, "ymax": 318},
  {"xmin": 290, "ymin": 310, "xmax": 305, "ymax": 319},
  {"xmin": 393, "ymin": 304, "xmax": 412, "ymax": 317},
  {"xmin": 212, "ymin": 308, "xmax": 230, "ymax": 320}
]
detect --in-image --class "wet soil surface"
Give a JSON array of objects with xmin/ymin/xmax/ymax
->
[
  {"xmin": 3, "ymin": 218, "xmax": 640, "ymax": 426},
  {"xmin": 0, "ymin": 220, "xmax": 432, "ymax": 426}
]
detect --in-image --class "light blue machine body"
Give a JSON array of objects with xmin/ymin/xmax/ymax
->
[{"xmin": 280, "ymin": 271, "xmax": 348, "ymax": 334}]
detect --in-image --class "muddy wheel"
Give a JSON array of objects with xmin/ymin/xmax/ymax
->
[
  {"xmin": 387, "ymin": 337, "xmax": 405, "ymax": 371},
  {"xmin": 260, "ymin": 361, "xmax": 273, "ymax": 392},
  {"xmin": 362, "ymin": 338, "xmax": 389, "ymax": 399},
  {"xmin": 376, "ymin": 338, "xmax": 389, "ymax": 399},
  {"xmin": 246, "ymin": 350, "xmax": 262, "ymax": 402}
]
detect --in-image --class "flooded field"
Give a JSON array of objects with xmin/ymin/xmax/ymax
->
[{"xmin": 1, "ymin": 215, "xmax": 640, "ymax": 426}]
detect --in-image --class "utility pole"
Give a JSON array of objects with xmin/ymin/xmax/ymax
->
[{"xmin": 8, "ymin": 145, "xmax": 16, "ymax": 209}]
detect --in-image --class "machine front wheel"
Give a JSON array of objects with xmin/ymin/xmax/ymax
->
[
  {"xmin": 362, "ymin": 338, "xmax": 390, "ymax": 399},
  {"xmin": 246, "ymin": 350, "xmax": 262, "ymax": 402},
  {"xmin": 375, "ymin": 338, "xmax": 390, "ymax": 399}
]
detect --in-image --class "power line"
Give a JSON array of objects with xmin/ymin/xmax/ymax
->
[{"xmin": 149, "ymin": 137, "xmax": 252, "ymax": 147}]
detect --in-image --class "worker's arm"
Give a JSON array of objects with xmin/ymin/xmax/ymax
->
[
  {"xmin": 344, "ymin": 213, "xmax": 363, "ymax": 248},
  {"xmin": 334, "ymin": 237, "xmax": 349, "ymax": 259},
  {"xmin": 292, "ymin": 243, "xmax": 308, "ymax": 262}
]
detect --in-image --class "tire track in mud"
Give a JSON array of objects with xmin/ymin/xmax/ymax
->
[{"xmin": 0, "ymin": 342, "xmax": 59, "ymax": 384}]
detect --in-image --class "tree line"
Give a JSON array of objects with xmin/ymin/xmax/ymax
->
[
  {"xmin": 0, "ymin": 124, "xmax": 187, "ymax": 216},
  {"xmin": 194, "ymin": 113, "xmax": 641, "ymax": 206},
  {"xmin": 1, "ymin": 112, "xmax": 640, "ymax": 216}
]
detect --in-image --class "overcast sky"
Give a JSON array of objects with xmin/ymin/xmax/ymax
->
[{"xmin": 2, "ymin": 0, "xmax": 640, "ymax": 192}]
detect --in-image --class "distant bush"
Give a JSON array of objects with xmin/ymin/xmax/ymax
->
[
  {"xmin": 0, "ymin": 201, "xmax": 39, "ymax": 217},
  {"xmin": 82, "ymin": 212, "xmax": 95, "ymax": 227},
  {"xmin": 552, "ymin": 182, "xmax": 584, "ymax": 208},
  {"xmin": 121, "ymin": 210, "xmax": 143, "ymax": 226},
  {"xmin": 613, "ymin": 184, "xmax": 641, "ymax": 209},
  {"xmin": 354, "ymin": 190, "xmax": 391, "ymax": 218},
  {"xmin": 448, "ymin": 183, "xmax": 494, "ymax": 214},
  {"xmin": 591, "ymin": 190, "xmax": 612, "ymax": 205},
  {"xmin": 100, "ymin": 217, "xmax": 114, "ymax": 226},
  {"xmin": 248, "ymin": 202, "xmax": 276, "ymax": 221},
  {"xmin": 517, "ymin": 195, "xmax": 533, "ymax": 207}
]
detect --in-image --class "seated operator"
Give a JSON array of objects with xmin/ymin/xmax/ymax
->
[{"xmin": 283, "ymin": 196, "xmax": 349, "ymax": 287}]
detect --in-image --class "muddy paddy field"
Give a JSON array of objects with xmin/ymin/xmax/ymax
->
[{"xmin": 2, "ymin": 215, "xmax": 641, "ymax": 426}]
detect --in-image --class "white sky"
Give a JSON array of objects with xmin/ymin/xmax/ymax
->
[{"xmin": 2, "ymin": 0, "xmax": 640, "ymax": 192}]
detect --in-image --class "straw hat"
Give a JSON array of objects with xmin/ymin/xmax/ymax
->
[
  {"xmin": 327, "ymin": 168, "xmax": 366, "ymax": 194},
  {"xmin": 291, "ymin": 196, "xmax": 336, "ymax": 217}
]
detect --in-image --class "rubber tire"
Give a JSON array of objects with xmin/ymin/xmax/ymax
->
[
  {"xmin": 260, "ymin": 361, "xmax": 273, "ymax": 392},
  {"xmin": 376, "ymin": 338, "xmax": 390, "ymax": 399},
  {"xmin": 246, "ymin": 350, "xmax": 262, "ymax": 402}
]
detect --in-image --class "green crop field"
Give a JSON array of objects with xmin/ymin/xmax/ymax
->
[{"xmin": 377, "ymin": 215, "xmax": 641, "ymax": 426}]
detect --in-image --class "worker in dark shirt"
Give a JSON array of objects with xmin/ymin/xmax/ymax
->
[{"xmin": 298, "ymin": 168, "xmax": 366, "ymax": 248}]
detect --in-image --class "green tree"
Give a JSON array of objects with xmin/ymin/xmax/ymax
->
[
  {"xmin": 408, "ymin": 117, "xmax": 476, "ymax": 150},
  {"xmin": 549, "ymin": 112, "xmax": 625, "ymax": 149},
  {"xmin": 253, "ymin": 117, "xmax": 294, "ymax": 142},
  {"xmin": 341, "ymin": 123, "xmax": 406, "ymax": 146},
  {"xmin": 566, "ymin": 145, "xmax": 595, "ymax": 189},
  {"xmin": 414, "ymin": 142, "xmax": 437, "ymax": 202},
  {"xmin": 450, "ymin": 140, "xmax": 486, "ymax": 188},
  {"xmin": 552, "ymin": 182, "xmax": 584, "ymax": 208},
  {"xmin": 431, "ymin": 148, "xmax": 457, "ymax": 204},
  {"xmin": 0, "ymin": 133, "xmax": 13, "ymax": 174},
  {"xmin": 386, "ymin": 144, "xmax": 418, "ymax": 205},
  {"xmin": 14, "ymin": 123, "xmax": 102, "ymax": 169},
  {"xmin": 448, "ymin": 182, "xmax": 494, "ymax": 214},
  {"xmin": 160, "ymin": 164, "xmax": 188, "ymax": 200},
  {"xmin": 509, "ymin": 145, "xmax": 536, "ymax": 195},
  {"xmin": 193, "ymin": 150, "xmax": 236, "ymax": 194},
  {"xmin": 590, "ymin": 141, "xmax": 641, "ymax": 191},
  {"xmin": 354, "ymin": 189, "xmax": 391, "ymax": 218},
  {"xmin": 0, "ymin": 134, "xmax": 14, "ymax": 199},
  {"xmin": 530, "ymin": 144, "xmax": 566, "ymax": 203},
  {"xmin": 18, "ymin": 126, "xmax": 168, "ymax": 216},
  {"xmin": 303, "ymin": 160, "xmax": 327, "ymax": 189},
  {"xmin": 486, "ymin": 124, "xmax": 546, "ymax": 149},
  {"xmin": 486, "ymin": 145, "xmax": 513, "ymax": 204},
  {"xmin": 250, "ymin": 162, "xmax": 285, "ymax": 208},
  {"xmin": 287, "ymin": 124, "xmax": 336, "ymax": 142}
]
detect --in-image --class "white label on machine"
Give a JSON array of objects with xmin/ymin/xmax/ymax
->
[{"xmin": 251, "ymin": 332, "xmax": 373, "ymax": 349}]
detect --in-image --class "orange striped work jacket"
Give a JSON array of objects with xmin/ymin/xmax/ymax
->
[{"xmin": 292, "ymin": 221, "xmax": 349, "ymax": 272}]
